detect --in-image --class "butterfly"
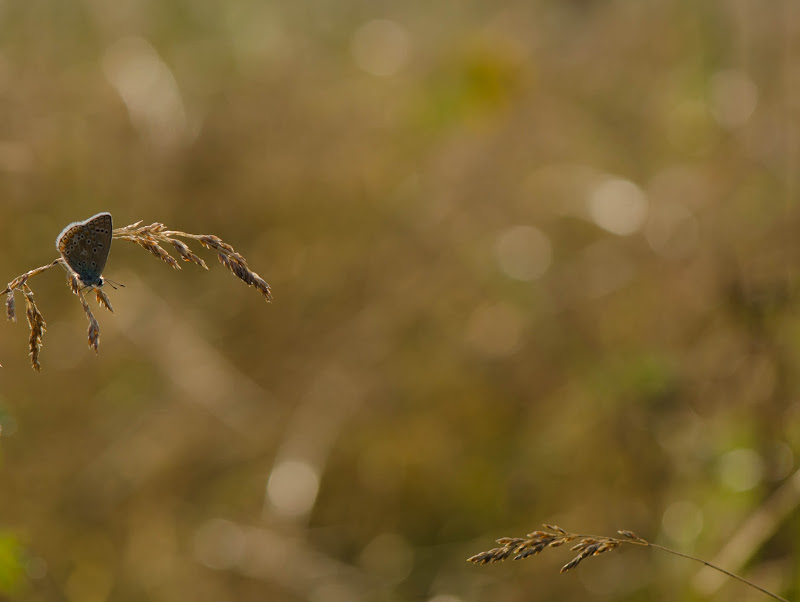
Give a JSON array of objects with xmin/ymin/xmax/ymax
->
[{"xmin": 55, "ymin": 212, "xmax": 113, "ymax": 288}]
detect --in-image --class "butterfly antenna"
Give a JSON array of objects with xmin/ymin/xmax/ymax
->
[{"xmin": 105, "ymin": 279, "xmax": 125, "ymax": 290}]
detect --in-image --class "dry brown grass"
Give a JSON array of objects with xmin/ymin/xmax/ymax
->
[
  {"xmin": 22, "ymin": 283, "xmax": 46, "ymax": 372},
  {"xmin": 2, "ymin": 218, "xmax": 271, "ymax": 371},
  {"xmin": 113, "ymin": 221, "xmax": 272, "ymax": 301},
  {"xmin": 468, "ymin": 524, "xmax": 789, "ymax": 601}
]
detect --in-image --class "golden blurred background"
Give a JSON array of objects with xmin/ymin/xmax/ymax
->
[{"xmin": 1, "ymin": 1, "xmax": 799, "ymax": 600}]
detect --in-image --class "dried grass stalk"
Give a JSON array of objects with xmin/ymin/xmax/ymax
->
[
  {"xmin": 78, "ymin": 292, "xmax": 101, "ymax": 352},
  {"xmin": 5, "ymin": 290, "xmax": 15, "ymax": 323},
  {"xmin": 2, "ymin": 259, "xmax": 63, "ymax": 296},
  {"xmin": 95, "ymin": 289, "xmax": 114, "ymax": 313},
  {"xmin": 215, "ymin": 252, "xmax": 272, "ymax": 300},
  {"xmin": 169, "ymin": 239, "xmax": 207, "ymax": 269},
  {"xmin": 468, "ymin": 524, "xmax": 788, "ymax": 602},
  {"xmin": 113, "ymin": 223, "xmax": 272, "ymax": 301},
  {"xmin": 22, "ymin": 284, "xmax": 46, "ymax": 372},
  {"xmin": 3, "ymin": 217, "xmax": 272, "ymax": 370},
  {"xmin": 68, "ymin": 272, "xmax": 80, "ymax": 295},
  {"xmin": 1, "ymin": 261, "xmax": 62, "ymax": 369}
]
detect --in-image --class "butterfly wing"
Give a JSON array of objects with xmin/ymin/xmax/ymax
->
[
  {"xmin": 56, "ymin": 212, "xmax": 113, "ymax": 285},
  {"xmin": 85, "ymin": 213, "xmax": 113, "ymax": 276}
]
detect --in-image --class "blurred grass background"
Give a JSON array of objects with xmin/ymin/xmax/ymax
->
[{"xmin": 1, "ymin": 1, "xmax": 800, "ymax": 600}]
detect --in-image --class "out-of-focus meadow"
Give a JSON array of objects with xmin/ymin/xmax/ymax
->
[{"xmin": 1, "ymin": 1, "xmax": 799, "ymax": 600}]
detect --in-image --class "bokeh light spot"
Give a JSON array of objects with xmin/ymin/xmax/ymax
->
[
  {"xmin": 267, "ymin": 459, "xmax": 320, "ymax": 517},
  {"xmin": 495, "ymin": 225, "xmax": 552, "ymax": 281},
  {"xmin": 359, "ymin": 533, "xmax": 414, "ymax": 584},
  {"xmin": 587, "ymin": 178, "xmax": 648, "ymax": 235},
  {"xmin": 661, "ymin": 500, "xmax": 703, "ymax": 544},
  {"xmin": 718, "ymin": 448, "xmax": 763, "ymax": 492}
]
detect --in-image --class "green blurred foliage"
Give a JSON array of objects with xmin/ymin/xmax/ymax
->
[
  {"xmin": 0, "ymin": 534, "xmax": 25, "ymax": 596},
  {"xmin": 0, "ymin": 1, "xmax": 799, "ymax": 601}
]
